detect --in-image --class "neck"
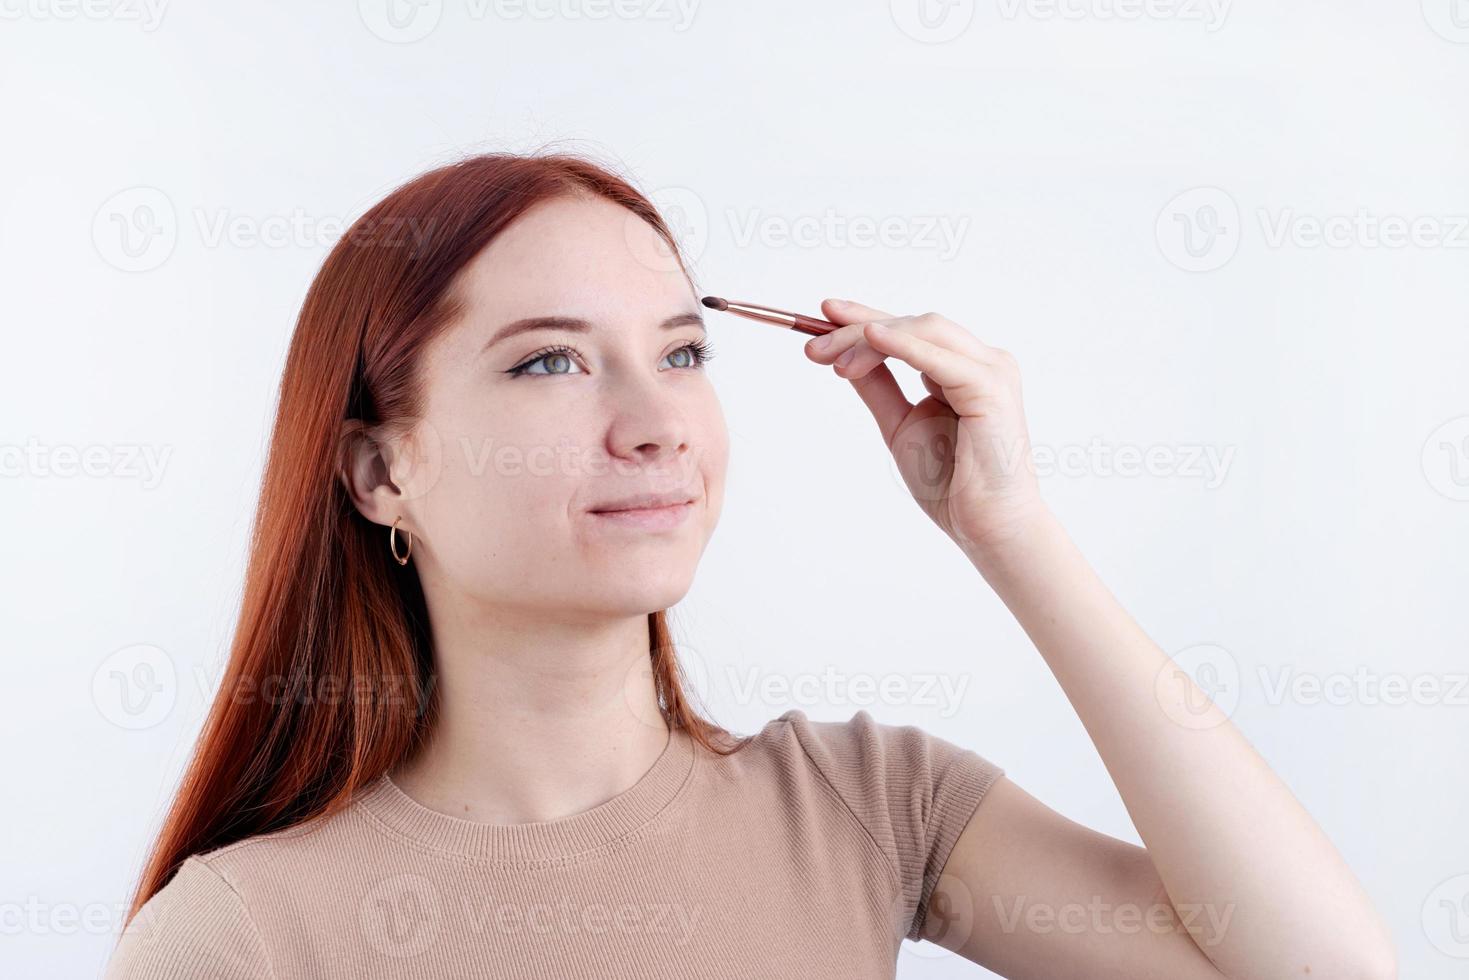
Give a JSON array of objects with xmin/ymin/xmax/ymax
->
[{"xmin": 388, "ymin": 596, "xmax": 670, "ymax": 826}]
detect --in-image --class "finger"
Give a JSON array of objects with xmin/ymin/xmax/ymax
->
[
  {"xmin": 833, "ymin": 307, "xmax": 995, "ymax": 362},
  {"xmin": 834, "ymin": 314, "xmax": 992, "ymax": 379},
  {"xmin": 921, "ymin": 372, "xmax": 951, "ymax": 408},
  {"xmin": 845, "ymin": 361, "xmax": 913, "ymax": 449},
  {"xmin": 804, "ymin": 315, "xmax": 907, "ymax": 365},
  {"xmin": 806, "ymin": 298, "xmax": 898, "ymax": 363},
  {"xmin": 820, "ymin": 297, "xmax": 896, "ymax": 325},
  {"xmin": 856, "ymin": 321, "xmax": 979, "ymax": 392}
]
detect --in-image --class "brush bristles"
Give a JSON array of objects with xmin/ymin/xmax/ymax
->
[{"xmin": 700, "ymin": 296, "xmax": 728, "ymax": 311}]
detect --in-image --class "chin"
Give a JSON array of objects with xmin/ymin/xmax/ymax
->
[{"xmin": 583, "ymin": 570, "xmax": 696, "ymax": 616}]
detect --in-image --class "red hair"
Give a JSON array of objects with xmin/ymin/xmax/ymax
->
[{"xmin": 121, "ymin": 149, "xmax": 744, "ymax": 929}]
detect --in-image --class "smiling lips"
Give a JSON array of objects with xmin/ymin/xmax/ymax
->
[
  {"xmin": 588, "ymin": 491, "xmax": 696, "ymax": 513},
  {"xmin": 587, "ymin": 491, "xmax": 698, "ymax": 531}
]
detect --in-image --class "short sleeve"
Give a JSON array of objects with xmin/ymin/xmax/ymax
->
[
  {"xmin": 782, "ymin": 708, "xmax": 1004, "ymax": 942},
  {"xmin": 103, "ymin": 855, "xmax": 274, "ymax": 979}
]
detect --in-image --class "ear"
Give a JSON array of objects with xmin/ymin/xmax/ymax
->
[{"xmin": 337, "ymin": 418, "xmax": 403, "ymax": 527}]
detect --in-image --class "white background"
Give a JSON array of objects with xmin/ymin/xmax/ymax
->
[{"xmin": 2, "ymin": 1, "xmax": 1467, "ymax": 977}]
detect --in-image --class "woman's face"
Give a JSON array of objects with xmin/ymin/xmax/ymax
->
[{"xmin": 391, "ymin": 193, "xmax": 728, "ymax": 621}]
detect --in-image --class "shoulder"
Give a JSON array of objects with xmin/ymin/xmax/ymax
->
[
  {"xmin": 752, "ymin": 707, "xmax": 1003, "ymax": 800},
  {"xmin": 729, "ymin": 707, "xmax": 1004, "ymax": 848},
  {"xmin": 103, "ymin": 796, "xmax": 369, "ymax": 979},
  {"xmin": 104, "ymin": 855, "xmax": 274, "ymax": 979},
  {"xmin": 744, "ymin": 708, "xmax": 1006, "ymax": 942}
]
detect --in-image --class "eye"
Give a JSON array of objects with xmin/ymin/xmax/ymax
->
[
  {"xmin": 506, "ymin": 344, "xmax": 585, "ymax": 377},
  {"xmin": 506, "ymin": 339, "xmax": 717, "ymax": 377},
  {"xmin": 664, "ymin": 338, "xmax": 716, "ymax": 370}
]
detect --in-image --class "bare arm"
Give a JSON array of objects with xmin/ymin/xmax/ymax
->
[
  {"xmin": 929, "ymin": 508, "xmax": 1396, "ymax": 979},
  {"xmin": 802, "ymin": 297, "xmax": 1395, "ymax": 979}
]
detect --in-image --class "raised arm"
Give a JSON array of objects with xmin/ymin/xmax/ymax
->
[
  {"xmin": 803, "ymin": 297, "xmax": 1396, "ymax": 979},
  {"xmin": 931, "ymin": 508, "xmax": 1395, "ymax": 979}
]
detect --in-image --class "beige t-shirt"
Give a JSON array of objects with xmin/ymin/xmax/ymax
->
[{"xmin": 105, "ymin": 708, "xmax": 1004, "ymax": 979}]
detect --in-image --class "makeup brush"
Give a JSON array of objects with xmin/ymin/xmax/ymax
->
[{"xmin": 700, "ymin": 297, "xmax": 841, "ymax": 338}]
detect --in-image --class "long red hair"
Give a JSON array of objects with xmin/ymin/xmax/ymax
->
[{"xmin": 121, "ymin": 149, "xmax": 744, "ymax": 929}]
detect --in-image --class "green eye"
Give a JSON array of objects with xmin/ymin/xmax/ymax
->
[
  {"xmin": 507, "ymin": 345, "xmax": 584, "ymax": 377},
  {"xmin": 666, "ymin": 339, "xmax": 716, "ymax": 369},
  {"xmin": 507, "ymin": 340, "xmax": 716, "ymax": 378}
]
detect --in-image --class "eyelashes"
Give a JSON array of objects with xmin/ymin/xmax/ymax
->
[
  {"xmin": 506, "ymin": 339, "xmax": 717, "ymax": 378},
  {"xmin": 671, "ymin": 338, "xmax": 717, "ymax": 369}
]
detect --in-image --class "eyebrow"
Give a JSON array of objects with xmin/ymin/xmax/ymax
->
[{"xmin": 483, "ymin": 312, "xmax": 706, "ymax": 352}]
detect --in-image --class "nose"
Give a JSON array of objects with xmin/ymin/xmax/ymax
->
[
  {"xmin": 603, "ymin": 380, "xmax": 694, "ymax": 469},
  {"xmin": 607, "ymin": 411, "xmax": 690, "ymax": 467}
]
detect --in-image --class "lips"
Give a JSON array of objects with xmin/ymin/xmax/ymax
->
[{"xmin": 587, "ymin": 491, "xmax": 697, "ymax": 514}]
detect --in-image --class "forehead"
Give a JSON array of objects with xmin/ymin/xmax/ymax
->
[{"xmin": 453, "ymin": 193, "xmax": 695, "ymax": 320}]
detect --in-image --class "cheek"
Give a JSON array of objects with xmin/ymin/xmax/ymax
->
[
  {"xmin": 703, "ymin": 425, "xmax": 728, "ymax": 485},
  {"xmin": 435, "ymin": 392, "xmax": 591, "ymax": 499},
  {"xmin": 419, "ymin": 464, "xmax": 580, "ymax": 594},
  {"xmin": 419, "ymin": 418, "xmax": 586, "ymax": 557},
  {"xmin": 693, "ymin": 405, "xmax": 730, "ymax": 516}
]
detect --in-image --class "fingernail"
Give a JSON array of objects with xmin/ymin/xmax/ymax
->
[
  {"xmin": 827, "ymin": 298, "xmax": 848, "ymax": 308},
  {"xmin": 835, "ymin": 347, "xmax": 856, "ymax": 368},
  {"xmin": 808, "ymin": 334, "xmax": 833, "ymax": 352}
]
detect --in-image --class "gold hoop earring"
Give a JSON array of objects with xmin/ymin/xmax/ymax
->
[{"xmin": 390, "ymin": 516, "xmax": 413, "ymax": 566}]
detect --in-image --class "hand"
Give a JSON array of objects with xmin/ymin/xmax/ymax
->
[{"xmin": 803, "ymin": 298, "xmax": 1049, "ymax": 558}]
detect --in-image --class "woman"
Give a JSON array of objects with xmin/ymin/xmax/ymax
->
[{"xmin": 106, "ymin": 152, "xmax": 1395, "ymax": 979}]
